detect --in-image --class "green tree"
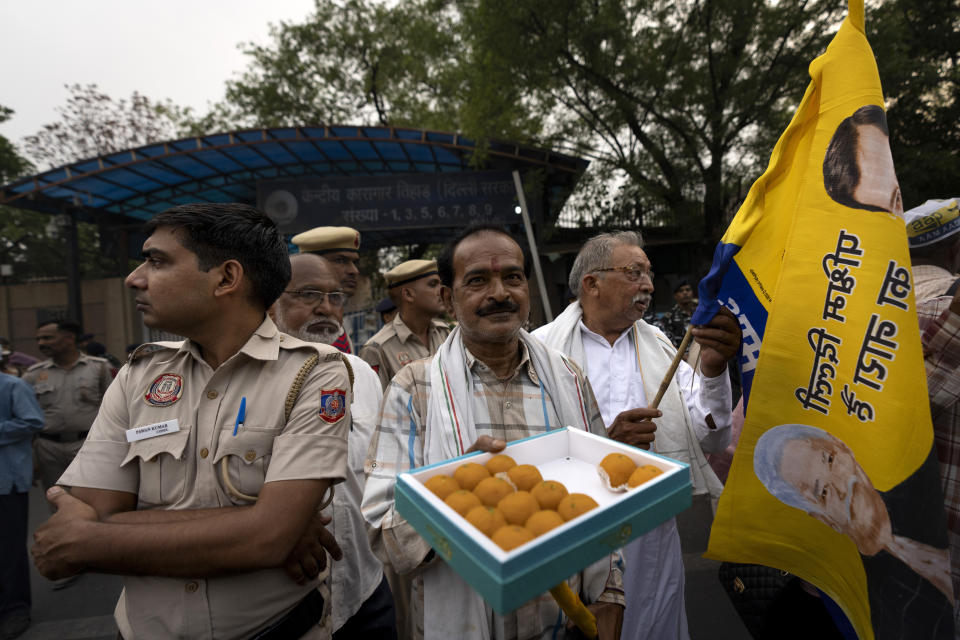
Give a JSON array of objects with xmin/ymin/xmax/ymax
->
[
  {"xmin": 0, "ymin": 105, "xmax": 32, "ymax": 184},
  {"xmin": 22, "ymin": 83, "xmax": 193, "ymax": 170},
  {"xmin": 2, "ymin": 89, "xmax": 179, "ymax": 281},
  {"xmin": 868, "ymin": 0, "xmax": 960, "ymax": 209},
  {"xmin": 210, "ymin": 0, "xmax": 844, "ymax": 244}
]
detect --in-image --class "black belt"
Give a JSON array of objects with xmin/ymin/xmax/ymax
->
[
  {"xmin": 37, "ymin": 431, "xmax": 88, "ymax": 443},
  {"xmin": 249, "ymin": 589, "xmax": 325, "ymax": 640}
]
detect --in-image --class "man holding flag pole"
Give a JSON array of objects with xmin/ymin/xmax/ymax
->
[{"xmin": 691, "ymin": 0, "xmax": 953, "ymax": 638}]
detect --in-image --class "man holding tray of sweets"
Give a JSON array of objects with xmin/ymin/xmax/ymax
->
[
  {"xmin": 534, "ymin": 231, "xmax": 740, "ymax": 640},
  {"xmin": 362, "ymin": 224, "xmax": 625, "ymax": 639},
  {"xmin": 31, "ymin": 203, "xmax": 352, "ymax": 640}
]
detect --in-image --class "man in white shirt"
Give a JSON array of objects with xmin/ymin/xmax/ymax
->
[
  {"xmin": 272, "ymin": 252, "xmax": 396, "ymax": 639},
  {"xmin": 533, "ymin": 230, "xmax": 740, "ymax": 640}
]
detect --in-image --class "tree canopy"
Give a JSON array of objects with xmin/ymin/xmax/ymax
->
[
  {"xmin": 211, "ymin": 0, "xmax": 846, "ymax": 242},
  {"xmin": 22, "ymin": 83, "xmax": 192, "ymax": 171},
  {"xmin": 0, "ymin": 88, "xmax": 182, "ymax": 282},
  {"xmin": 206, "ymin": 0, "xmax": 958, "ymax": 246},
  {"xmin": 0, "ymin": 105, "xmax": 32, "ymax": 185},
  {"xmin": 868, "ymin": 0, "xmax": 959, "ymax": 208}
]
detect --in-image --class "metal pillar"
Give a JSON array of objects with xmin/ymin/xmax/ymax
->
[{"xmin": 63, "ymin": 209, "xmax": 83, "ymax": 326}]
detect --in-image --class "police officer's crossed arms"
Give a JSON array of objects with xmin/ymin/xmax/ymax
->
[{"xmin": 32, "ymin": 204, "xmax": 347, "ymax": 640}]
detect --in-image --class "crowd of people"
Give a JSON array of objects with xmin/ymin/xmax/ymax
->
[{"xmin": 0, "ymin": 196, "xmax": 957, "ymax": 639}]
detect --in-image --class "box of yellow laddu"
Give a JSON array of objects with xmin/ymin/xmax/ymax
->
[{"xmin": 395, "ymin": 426, "xmax": 691, "ymax": 613}]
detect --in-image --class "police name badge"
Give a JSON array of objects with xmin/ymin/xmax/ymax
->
[
  {"xmin": 319, "ymin": 388, "xmax": 347, "ymax": 424},
  {"xmin": 126, "ymin": 418, "xmax": 180, "ymax": 442},
  {"xmin": 144, "ymin": 373, "xmax": 183, "ymax": 407}
]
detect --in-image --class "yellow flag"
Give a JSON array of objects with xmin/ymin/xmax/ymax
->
[{"xmin": 693, "ymin": 2, "xmax": 953, "ymax": 638}]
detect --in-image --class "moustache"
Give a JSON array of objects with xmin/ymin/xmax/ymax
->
[
  {"xmin": 632, "ymin": 294, "xmax": 652, "ymax": 306},
  {"xmin": 477, "ymin": 300, "xmax": 520, "ymax": 316}
]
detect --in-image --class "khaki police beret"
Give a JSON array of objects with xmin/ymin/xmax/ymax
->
[
  {"xmin": 385, "ymin": 259, "xmax": 439, "ymax": 288},
  {"xmin": 292, "ymin": 226, "xmax": 361, "ymax": 254}
]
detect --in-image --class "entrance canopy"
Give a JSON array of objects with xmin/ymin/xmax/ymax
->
[{"xmin": 0, "ymin": 125, "xmax": 588, "ymax": 250}]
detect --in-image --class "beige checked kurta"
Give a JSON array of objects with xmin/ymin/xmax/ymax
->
[{"xmin": 362, "ymin": 342, "xmax": 625, "ymax": 640}]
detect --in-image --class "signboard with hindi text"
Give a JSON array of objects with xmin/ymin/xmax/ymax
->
[{"xmin": 257, "ymin": 171, "xmax": 527, "ymax": 234}]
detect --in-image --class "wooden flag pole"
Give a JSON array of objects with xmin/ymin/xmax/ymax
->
[{"xmin": 649, "ymin": 325, "xmax": 694, "ymax": 410}]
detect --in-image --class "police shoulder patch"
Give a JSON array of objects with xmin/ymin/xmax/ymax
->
[
  {"xmin": 144, "ymin": 373, "xmax": 183, "ymax": 407},
  {"xmin": 318, "ymin": 388, "xmax": 347, "ymax": 423}
]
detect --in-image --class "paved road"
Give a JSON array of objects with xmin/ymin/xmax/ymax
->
[{"xmin": 21, "ymin": 488, "xmax": 751, "ymax": 640}]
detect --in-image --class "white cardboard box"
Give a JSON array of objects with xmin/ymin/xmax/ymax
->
[{"xmin": 395, "ymin": 427, "xmax": 691, "ymax": 613}]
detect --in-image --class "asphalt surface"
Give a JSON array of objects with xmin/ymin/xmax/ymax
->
[{"xmin": 20, "ymin": 488, "xmax": 751, "ymax": 640}]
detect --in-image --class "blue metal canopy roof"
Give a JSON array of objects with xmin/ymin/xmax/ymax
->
[{"xmin": 0, "ymin": 126, "xmax": 588, "ymax": 228}]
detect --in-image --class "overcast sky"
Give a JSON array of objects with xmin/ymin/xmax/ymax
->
[{"xmin": 0, "ymin": 0, "xmax": 315, "ymax": 147}]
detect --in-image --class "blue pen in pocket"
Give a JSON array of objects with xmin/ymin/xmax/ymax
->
[{"xmin": 232, "ymin": 397, "xmax": 246, "ymax": 436}]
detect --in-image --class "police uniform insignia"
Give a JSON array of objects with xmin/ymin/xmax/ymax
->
[
  {"xmin": 144, "ymin": 373, "xmax": 183, "ymax": 407},
  {"xmin": 397, "ymin": 351, "xmax": 412, "ymax": 366},
  {"xmin": 37, "ymin": 372, "xmax": 48, "ymax": 382},
  {"xmin": 319, "ymin": 388, "xmax": 347, "ymax": 423}
]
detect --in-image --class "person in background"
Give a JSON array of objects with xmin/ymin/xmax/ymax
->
[
  {"xmin": 376, "ymin": 297, "xmax": 398, "ymax": 326},
  {"xmin": 905, "ymin": 198, "xmax": 960, "ymax": 302},
  {"xmin": 0, "ymin": 339, "xmax": 18, "ymax": 377},
  {"xmin": 292, "ymin": 226, "xmax": 363, "ymax": 354},
  {"xmin": 84, "ymin": 341, "xmax": 122, "ymax": 375},
  {"xmin": 360, "ymin": 260, "xmax": 450, "ymax": 391},
  {"xmin": 0, "ymin": 370, "xmax": 44, "ymax": 640},
  {"xmin": 533, "ymin": 231, "xmax": 738, "ymax": 640},
  {"xmin": 0, "ymin": 338, "xmax": 38, "ymax": 377},
  {"xmin": 272, "ymin": 252, "xmax": 396, "ymax": 639},
  {"xmin": 658, "ymin": 279, "xmax": 698, "ymax": 349},
  {"xmin": 23, "ymin": 321, "xmax": 112, "ymax": 521}
]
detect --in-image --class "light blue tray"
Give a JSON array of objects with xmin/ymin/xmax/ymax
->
[{"xmin": 396, "ymin": 427, "xmax": 691, "ymax": 613}]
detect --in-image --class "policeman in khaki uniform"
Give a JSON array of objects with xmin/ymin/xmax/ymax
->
[
  {"xmin": 33, "ymin": 203, "xmax": 350, "ymax": 640},
  {"xmin": 360, "ymin": 260, "xmax": 450, "ymax": 390},
  {"xmin": 292, "ymin": 226, "xmax": 363, "ymax": 354},
  {"xmin": 23, "ymin": 320, "xmax": 113, "ymax": 497}
]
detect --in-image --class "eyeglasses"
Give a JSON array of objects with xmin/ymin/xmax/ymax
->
[
  {"xmin": 592, "ymin": 264, "xmax": 655, "ymax": 282},
  {"xmin": 283, "ymin": 289, "xmax": 347, "ymax": 306}
]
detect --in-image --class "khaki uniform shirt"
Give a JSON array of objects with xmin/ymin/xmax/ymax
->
[
  {"xmin": 359, "ymin": 315, "xmax": 450, "ymax": 390},
  {"xmin": 23, "ymin": 354, "xmax": 113, "ymax": 434},
  {"xmin": 60, "ymin": 317, "xmax": 350, "ymax": 640}
]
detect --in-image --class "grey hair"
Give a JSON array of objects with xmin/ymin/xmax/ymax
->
[
  {"xmin": 754, "ymin": 423, "xmax": 837, "ymax": 514},
  {"xmin": 568, "ymin": 231, "xmax": 644, "ymax": 297}
]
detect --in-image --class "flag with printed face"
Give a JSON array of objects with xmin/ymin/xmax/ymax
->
[{"xmin": 693, "ymin": 1, "xmax": 954, "ymax": 637}]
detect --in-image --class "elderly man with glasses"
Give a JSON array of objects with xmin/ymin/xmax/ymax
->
[
  {"xmin": 271, "ymin": 252, "xmax": 397, "ymax": 640},
  {"xmin": 533, "ymin": 231, "xmax": 741, "ymax": 640}
]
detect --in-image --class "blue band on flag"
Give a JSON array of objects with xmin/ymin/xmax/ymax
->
[
  {"xmin": 693, "ymin": 242, "xmax": 742, "ymax": 324},
  {"xmin": 692, "ymin": 241, "xmax": 768, "ymax": 410}
]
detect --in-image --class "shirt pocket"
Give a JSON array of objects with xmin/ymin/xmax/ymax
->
[
  {"xmin": 33, "ymin": 383, "xmax": 55, "ymax": 409},
  {"xmin": 77, "ymin": 383, "xmax": 102, "ymax": 406},
  {"xmin": 120, "ymin": 427, "xmax": 191, "ymax": 508},
  {"xmin": 213, "ymin": 427, "xmax": 279, "ymax": 504}
]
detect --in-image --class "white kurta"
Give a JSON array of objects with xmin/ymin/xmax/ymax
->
[
  {"xmin": 578, "ymin": 321, "xmax": 731, "ymax": 640},
  {"xmin": 325, "ymin": 354, "xmax": 385, "ymax": 631}
]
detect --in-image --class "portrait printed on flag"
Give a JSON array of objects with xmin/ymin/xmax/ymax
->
[{"xmin": 823, "ymin": 105, "xmax": 904, "ymax": 217}]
